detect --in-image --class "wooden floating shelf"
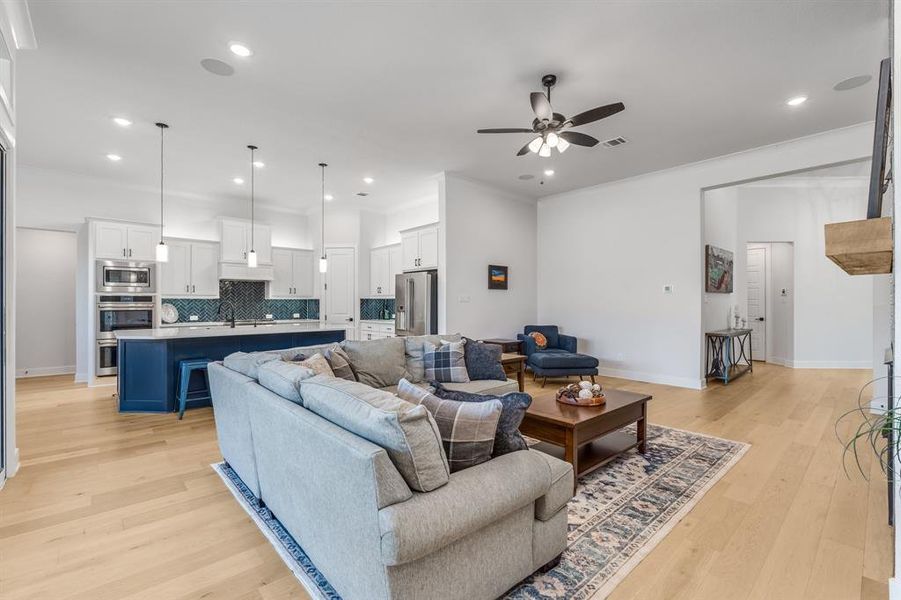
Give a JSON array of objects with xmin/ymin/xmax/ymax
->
[{"xmin": 824, "ymin": 216, "xmax": 893, "ymax": 275}]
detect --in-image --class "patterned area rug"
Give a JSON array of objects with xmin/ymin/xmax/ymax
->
[{"xmin": 213, "ymin": 424, "xmax": 748, "ymax": 600}]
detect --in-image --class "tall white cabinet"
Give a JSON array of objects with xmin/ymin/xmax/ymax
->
[
  {"xmin": 159, "ymin": 239, "xmax": 220, "ymax": 297},
  {"xmin": 269, "ymin": 247, "xmax": 315, "ymax": 298},
  {"xmin": 369, "ymin": 243, "xmax": 402, "ymax": 296},
  {"xmin": 400, "ymin": 223, "xmax": 439, "ymax": 271},
  {"xmin": 94, "ymin": 221, "xmax": 159, "ymax": 261}
]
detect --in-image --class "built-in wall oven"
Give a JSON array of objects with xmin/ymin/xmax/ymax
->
[
  {"xmin": 96, "ymin": 260, "xmax": 156, "ymax": 294},
  {"xmin": 96, "ymin": 295, "xmax": 155, "ymax": 376}
]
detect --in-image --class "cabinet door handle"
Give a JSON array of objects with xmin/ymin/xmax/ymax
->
[
  {"xmin": 128, "ymin": 248, "xmax": 133, "ymax": 257},
  {"xmin": 186, "ymin": 284, "xmax": 189, "ymax": 292},
  {"xmin": 192, "ymin": 284, "xmax": 195, "ymax": 293},
  {"xmin": 123, "ymin": 248, "xmax": 127, "ymax": 257}
]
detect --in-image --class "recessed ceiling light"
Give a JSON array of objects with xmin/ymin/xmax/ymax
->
[
  {"xmin": 229, "ymin": 42, "xmax": 253, "ymax": 57},
  {"xmin": 544, "ymin": 169, "xmax": 555, "ymax": 176},
  {"xmin": 112, "ymin": 117, "xmax": 132, "ymax": 127},
  {"xmin": 324, "ymin": 194, "xmax": 334, "ymax": 201},
  {"xmin": 786, "ymin": 95, "xmax": 807, "ymax": 107},
  {"xmin": 233, "ymin": 177, "xmax": 244, "ymax": 185},
  {"xmin": 363, "ymin": 177, "xmax": 374, "ymax": 184},
  {"xmin": 106, "ymin": 153, "xmax": 122, "ymax": 162},
  {"xmin": 252, "ymin": 161, "xmax": 264, "ymax": 168}
]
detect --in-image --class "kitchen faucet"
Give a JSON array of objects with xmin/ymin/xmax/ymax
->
[{"xmin": 218, "ymin": 301, "xmax": 236, "ymax": 328}]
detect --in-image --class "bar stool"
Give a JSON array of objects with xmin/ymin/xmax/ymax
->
[{"xmin": 177, "ymin": 358, "xmax": 212, "ymax": 419}]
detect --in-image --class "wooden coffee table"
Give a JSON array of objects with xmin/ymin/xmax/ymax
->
[{"xmin": 520, "ymin": 388, "xmax": 652, "ymax": 491}]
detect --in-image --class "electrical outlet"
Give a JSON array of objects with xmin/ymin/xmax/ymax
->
[
  {"xmin": 459, "ymin": 295, "xmax": 471, "ymax": 303},
  {"xmin": 265, "ymin": 314, "xmax": 273, "ymax": 320},
  {"xmin": 293, "ymin": 313, "xmax": 301, "ymax": 319},
  {"xmin": 663, "ymin": 284, "xmax": 674, "ymax": 295},
  {"xmin": 189, "ymin": 315, "xmax": 199, "ymax": 321}
]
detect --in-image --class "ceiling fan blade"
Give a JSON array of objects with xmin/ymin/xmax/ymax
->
[
  {"xmin": 530, "ymin": 92, "xmax": 553, "ymax": 120},
  {"xmin": 516, "ymin": 142, "xmax": 532, "ymax": 156},
  {"xmin": 559, "ymin": 131, "xmax": 600, "ymax": 147},
  {"xmin": 567, "ymin": 102, "xmax": 625, "ymax": 127},
  {"xmin": 477, "ymin": 128, "xmax": 535, "ymax": 134}
]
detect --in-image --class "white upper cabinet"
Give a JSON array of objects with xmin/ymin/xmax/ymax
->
[
  {"xmin": 369, "ymin": 243, "xmax": 401, "ymax": 296},
  {"xmin": 94, "ymin": 221, "xmax": 159, "ymax": 261},
  {"xmin": 269, "ymin": 247, "xmax": 315, "ymax": 298},
  {"xmin": 159, "ymin": 239, "xmax": 220, "ymax": 297},
  {"xmin": 219, "ymin": 219, "xmax": 248, "ymax": 263},
  {"xmin": 251, "ymin": 223, "xmax": 272, "ymax": 265},
  {"xmin": 399, "ymin": 223, "xmax": 439, "ymax": 271}
]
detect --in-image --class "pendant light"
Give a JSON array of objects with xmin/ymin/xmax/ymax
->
[
  {"xmin": 247, "ymin": 144, "xmax": 258, "ymax": 268},
  {"xmin": 318, "ymin": 162, "xmax": 328, "ymax": 273},
  {"xmin": 154, "ymin": 122, "xmax": 169, "ymax": 262}
]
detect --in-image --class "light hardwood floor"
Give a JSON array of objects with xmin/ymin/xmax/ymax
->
[{"xmin": 0, "ymin": 364, "xmax": 891, "ymax": 599}]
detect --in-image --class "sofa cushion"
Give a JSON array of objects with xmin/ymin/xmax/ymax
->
[
  {"xmin": 323, "ymin": 346, "xmax": 356, "ymax": 381},
  {"xmin": 431, "ymin": 382, "xmax": 531, "ymax": 457},
  {"xmin": 223, "ymin": 351, "xmax": 281, "ymax": 380},
  {"xmin": 529, "ymin": 351, "xmax": 599, "ymax": 369},
  {"xmin": 424, "ymin": 340, "xmax": 470, "ymax": 383},
  {"xmin": 463, "ymin": 337, "xmax": 507, "ymax": 381},
  {"xmin": 342, "ymin": 337, "xmax": 408, "ymax": 388},
  {"xmin": 396, "ymin": 378, "xmax": 500, "ymax": 473},
  {"xmin": 257, "ymin": 360, "xmax": 316, "ymax": 404},
  {"xmin": 298, "ymin": 375, "xmax": 449, "ymax": 492},
  {"xmin": 403, "ymin": 333, "xmax": 462, "ymax": 382},
  {"xmin": 524, "ymin": 325, "xmax": 559, "ymax": 349},
  {"xmin": 377, "ymin": 450, "xmax": 552, "ymax": 565}
]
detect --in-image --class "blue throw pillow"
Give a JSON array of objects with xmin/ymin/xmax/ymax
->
[
  {"xmin": 429, "ymin": 381, "xmax": 531, "ymax": 456},
  {"xmin": 462, "ymin": 337, "xmax": 507, "ymax": 381}
]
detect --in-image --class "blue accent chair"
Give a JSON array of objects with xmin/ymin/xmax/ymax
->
[
  {"xmin": 176, "ymin": 358, "xmax": 212, "ymax": 419},
  {"xmin": 517, "ymin": 325, "xmax": 599, "ymax": 387}
]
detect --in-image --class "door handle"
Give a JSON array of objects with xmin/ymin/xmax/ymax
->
[{"xmin": 757, "ymin": 317, "xmax": 765, "ymax": 322}]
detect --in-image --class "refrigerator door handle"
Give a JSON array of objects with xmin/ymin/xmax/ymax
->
[
  {"xmin": 407, "ymin": 279, "xmax": 414, "ymax": 330},
  {"xmin": 423, "ymin": 273, "xmax": 433, "ymax": 335}
]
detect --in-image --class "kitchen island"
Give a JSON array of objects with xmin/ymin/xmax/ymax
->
[{"xmin": 115, "ymin": 322, "xmax": 345, "ymax": 413}]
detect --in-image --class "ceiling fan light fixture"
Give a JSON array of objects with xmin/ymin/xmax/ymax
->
[
  {"xmin": 528, "ymin": 136, "xmax": 543, "ymax": 153},
  {"xmin": 546, "ymin": 132, "xmax": 559, "ymax": 148},
  {"xmin": 556, "ymin": 138, "xmax": 570, "ymax": 153},
  {"xmin": 539, "ymin": 143, "xmax": 551, "ymax": 158}
]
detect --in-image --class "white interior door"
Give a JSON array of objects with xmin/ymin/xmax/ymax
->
[
  {"xmin": 747, "ymin": 246, "xmax": 766, "ymax": 361},
  {"xmin": 324, "ymin": 247, "xmax": 355, "ymax": 327}
]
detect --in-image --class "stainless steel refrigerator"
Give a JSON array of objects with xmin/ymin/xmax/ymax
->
[{"xmin": 395, "ymin": 270, "xmax": 438, "ymax": 336}]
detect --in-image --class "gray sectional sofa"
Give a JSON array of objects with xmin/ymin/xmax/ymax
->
[{"xmin": 209, "ymin": 334, "xmax": 574, "ymax": 600}]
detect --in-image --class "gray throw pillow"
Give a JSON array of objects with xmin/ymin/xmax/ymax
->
[
  {"xmin": 223, "ymin": 351, "xmax": 281, "ymax": 380},
  {"xmin": 396, "ymin": 378, "xmax": 501, "ymax": 472},
  {"xmin": 430, "ymin": 381, "xmax": 531, "ymax": 456},
  {"xmin": 462, "ymin": 337, "xmax": 507, "ymax": 381},
  {"xmin": 258, "ymin": 360, "xmax": 316, "ymax": 404},
  {"xmin": 324, "ymin": 346, "xmax": 356, "ymax": 381},
  {"xmin": 423, "ymin": 340, "xmax": 470, "ymax": 383},
  {"xmin": 342, "ymin": 337, "xmax": 407, "ymax": 388}
]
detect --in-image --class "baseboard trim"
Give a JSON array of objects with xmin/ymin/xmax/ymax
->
[
  {"xmin": 787, "ymin": 360, "xmax": 872, "ymax": 369},
  {"xmin": 15, "ymin": 365, "xmax": 75, "ymax": 378},
  {"xmin": 597, "ymin": 366, "xmax": 704, "ymax": 390}
]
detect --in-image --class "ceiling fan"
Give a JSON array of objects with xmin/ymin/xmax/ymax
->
[{"xmin": 477, "ymin": 74, "xmax": 625, "ymax": 157}]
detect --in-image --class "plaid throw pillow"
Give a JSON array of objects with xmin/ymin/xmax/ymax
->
[
  {"xmin": 423, "ymin": 340, "xmax": 470, "ymax": 383},
  {"xmin": 396, "ymin": 378, "xmax": 500, "ymax": 472},
  {"xmin": 324, "ymin": 347, "xmax": 356, "ymax": 381}
]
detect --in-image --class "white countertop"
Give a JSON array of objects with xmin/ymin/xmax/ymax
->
[
  {"xmin": 116, "ymin": 322, "xmax": 345, "ymax": 340},
  {"xmin": 161, "ymin": 319, "xmax": 321, "ymax": 328}
]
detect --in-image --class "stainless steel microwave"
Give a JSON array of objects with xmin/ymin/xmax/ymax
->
[{"xmin": 96, "ymin": 260, "xmax": 156, "ymax": 294}]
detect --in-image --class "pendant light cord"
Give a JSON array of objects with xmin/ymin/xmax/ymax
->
[
  {"xmin": 319, "ymin": 162, "xmax": 327, "ymax": 260},
  {"xmin": 155, "ymin": 122, "xmax": 168, "ymax": 243},
  {"xmin": 250, "ymin": 146, "xmax": 255, "ymax": 252}
]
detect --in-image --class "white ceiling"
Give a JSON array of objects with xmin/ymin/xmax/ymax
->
[{"xmin": 17, "ymin": 1, "xmax": 888, "ymax": 213}]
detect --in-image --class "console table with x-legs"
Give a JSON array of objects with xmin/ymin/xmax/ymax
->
[{"xmin": 705, "ymin": 328, "xmax": 753, "ymax": 384}]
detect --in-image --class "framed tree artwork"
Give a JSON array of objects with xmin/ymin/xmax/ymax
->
[
  {"xmin": 705, "ymin": 245, "xmax": 733, "ymax": 293},
  {"xmin": 488, "ymin": 265, "xmax": 508, "ymax": 290}
]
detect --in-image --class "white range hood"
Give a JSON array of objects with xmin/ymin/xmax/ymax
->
[{"xmin": 219, "ymin": 263, "xmax": 274, "ymax": 281}]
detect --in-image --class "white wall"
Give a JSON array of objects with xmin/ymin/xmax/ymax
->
[
  {"xmin": 18, "ymin": 165, "xmax": 311, "ymax": 246},
  {"xmin": 381, "ymin": 199, "xmax": 439, "ymax": 246},
  {"xmin": 702, "ymin": 186, "xmax": 738, "ymax": 333},
  {"xmin": 537, "ymin": 123, "xmax": 874, "ymax": 389},
  {"xmin": 15, "ymin": 229, "xmax": 76, "ymax": 377},
  {"xmin": 439, "ymin": 173, "xmax": 537, "ymax": 338}
]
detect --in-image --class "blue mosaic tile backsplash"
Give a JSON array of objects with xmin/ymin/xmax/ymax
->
[
  {"xmin": 163, "ymin": 280, "xmax": 319, "ymax": 323},
  {"xmin": 360, "ymin": 298, "xmax": 395, "ymax": 320}
]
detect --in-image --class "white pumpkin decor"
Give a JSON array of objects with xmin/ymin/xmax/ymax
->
[
  {"xmin": 578, "ymin": 388, "xmax": 593, "ymax": 400},
  {"xmin": 578, "ymin": 381, "xmax": 592, "ymax": 390}
]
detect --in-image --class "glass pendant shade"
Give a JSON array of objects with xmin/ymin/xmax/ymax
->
[
  {"xmin": 539, "ymin": 143, "xmax": 551, "ymax": 157},
  {"xmin": 155, "ymin": 241, "xmax": 168, "ymax": 263},
  {"xmin": 528, "ymin": 136, "xmax": 543, "ymax": 153},
  {"xmin": 556, "ymin": 138, "xmax": 570, "ymax": 153},
  {"xmin": 546, "ymin": 132, "xmax": 559, "ymax": 148},
  {"xmin": 319, "ymin": 256, "xmax": 328, "ymax": 273},
  {"xmin": 247, "ymin": 250, "xmax": 257, "ymax": 268}
]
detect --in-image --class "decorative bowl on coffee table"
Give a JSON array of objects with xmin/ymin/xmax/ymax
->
[{"xmin": 556, "ymin": 381, "xmax": 606, "ymax": 406}]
